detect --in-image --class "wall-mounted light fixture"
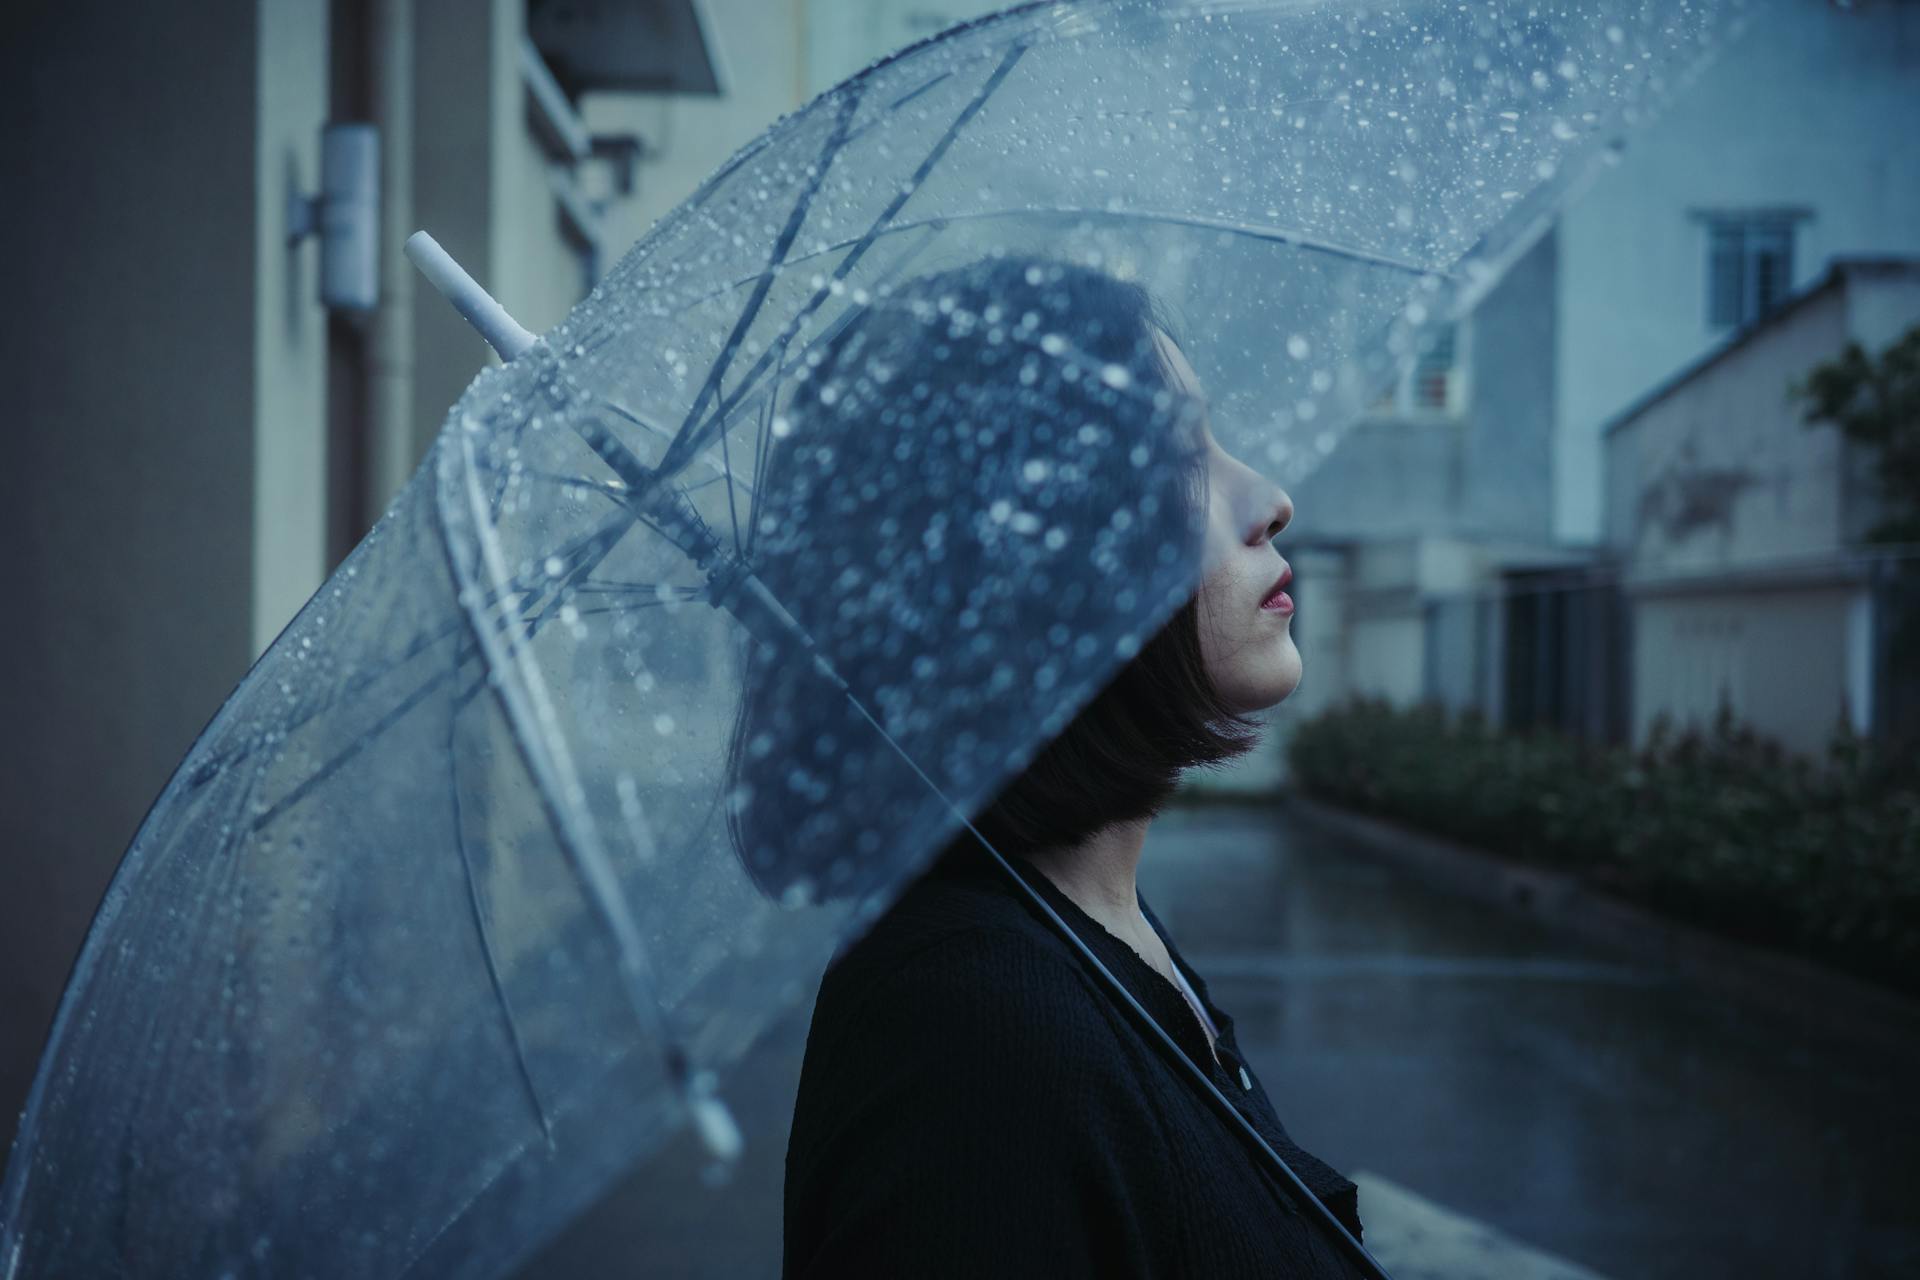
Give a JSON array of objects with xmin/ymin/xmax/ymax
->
[{"xmin": 289, "ymin": 123, "xmax": 381, "ymax": 313}]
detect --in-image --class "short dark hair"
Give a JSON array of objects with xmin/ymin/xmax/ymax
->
[{"xmin": 726, "ymin": 255, "xmax": 1258, "ymax": 902}]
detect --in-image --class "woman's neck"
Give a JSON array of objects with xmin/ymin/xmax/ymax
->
[{"xmin": 1023, "ymin": 817, "xmax": 1154, "ymax": 939}]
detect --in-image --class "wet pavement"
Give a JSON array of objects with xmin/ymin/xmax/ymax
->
[{"xmin": 520, "ymin": 802, "xmax": 1920, "ymax": 1278}]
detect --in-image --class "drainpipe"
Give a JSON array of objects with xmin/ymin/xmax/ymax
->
[{"xmin": 367, "ymin": 0, "xmax": 414, "ymax": 517}]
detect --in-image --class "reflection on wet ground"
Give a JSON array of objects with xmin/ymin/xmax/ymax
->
[{"xmin": 520, "ymin": 801, "xmax": 1920, "ymax": 1279}]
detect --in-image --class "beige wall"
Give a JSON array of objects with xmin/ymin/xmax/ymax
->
[
  {"xmin": 1348, "ymin": 613, "xmax": 1426, "ymax": 707},
  {"xmin": 1632, "ymin": 584, "xmax": 1870, "ymax": 754},
  {"xmin": 411, "ymin": 0, "xmax": 512, "ymax": 471},
  {"xmin": 802, "ymin": 0, "xmax": 1005, "ymax": 95},
  {"xmin": 1555, "ymin": 1, "xmax": 1920, "ymax": 542},
  {"xmin": 0, "ymin": 0, "xmax": 330, "ymax": 1147},
  {"xmin": 585, "ymin": 0, "xmax": 809, "ymax": 265},
  {"xmin": 1607, "ymin": 264, "xmax": 1920, "ymax": 752},
  {"xmin": 494, "ymin": 26, "xmax": 590, "ymax": 335},
  {"xmin": 1605, "ymin": 285, "xmax": 1854, "ymax": 574},
  {"xmin": 254, "ymin": 0, "xmax": 332, "ymax": 651}
]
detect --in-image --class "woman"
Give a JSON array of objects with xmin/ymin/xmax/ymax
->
[{"xmin": 729, "ymin": 257, "xmax": 1365, "ymax": 1277}]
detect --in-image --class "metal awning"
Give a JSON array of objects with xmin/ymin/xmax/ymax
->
[{"xmin": 528, "ymin": 0, "xmax": 721, "ymax": 97}]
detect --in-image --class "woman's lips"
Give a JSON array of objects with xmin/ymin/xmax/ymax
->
[{"xmin": 1260, "ymin": 566, "xmax": 1294, "ymax": 615}]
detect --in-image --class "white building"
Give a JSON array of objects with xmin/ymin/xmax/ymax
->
[
  {"xmin": 1555, "ymin": 0, "xmax": 1920, "ymax": 545},
  {"xmin": 0, "ymin": 0, "xmax": 718, "ymax": 1156},
  {"xmin": 1224, "ymin": 0, "xmax": 1920, "ymax": 788},
  {"xmin": 1604, "ymin": 258, "xmax": 1920, "ymax": 754}
]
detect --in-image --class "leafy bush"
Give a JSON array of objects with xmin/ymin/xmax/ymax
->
[{"xmin": 1287, "ymin": 699, "xmax": 1920, "ymax": 995}]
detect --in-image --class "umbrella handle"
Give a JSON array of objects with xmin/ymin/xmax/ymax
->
[{"xmin": 405, "ymin": 230, "xmax": 538, "ymax": 361}]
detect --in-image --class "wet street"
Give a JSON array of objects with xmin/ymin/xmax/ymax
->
[{"xmin": 522, "ymin": 802, "xmax": 1920, "ymax": 1279}]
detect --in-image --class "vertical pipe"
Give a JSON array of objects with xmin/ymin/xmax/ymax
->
[{"xmin": 367, "ymin": 0, "xmax": 414, "ymax": 516}]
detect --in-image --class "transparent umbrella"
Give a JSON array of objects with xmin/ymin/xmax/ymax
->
[{"xmin": 0, "ymin": 2, "xmax": 1749, "ymax": 1276}]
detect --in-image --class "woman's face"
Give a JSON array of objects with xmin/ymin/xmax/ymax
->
[{"xmin": 1153, "ymin": 331, "xmax": 1302, "ymax": 714}]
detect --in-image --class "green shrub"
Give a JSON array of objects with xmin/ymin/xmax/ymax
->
[{"xmin": 1288, "ymin": 699, "xmax": 1920, "ymax": 995}]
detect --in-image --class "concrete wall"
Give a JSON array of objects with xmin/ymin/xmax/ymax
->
[
  {"xmin": 255, "ymin": 0, "xmax": 333, "ymax": 650},
  {"xmin": 584, "ymin": 0, "xmax": 809, "ymax": 264},
  {"xmin": 0, "ymin": 0, "xmax": 329, "ymax": 1146},
  {"xmin": 1460, "ymin": 230, "xmax": 1556, "ymax": 544},
  {"xmin": 1348, "ymin": 611, "xmax": 1426, "ymax": 707},
  {"xmin": 1290, "ymin": 232, "xmax": 1557, "ymax": 548},
  {"xmin": 411, "ymin": 0, "xmax": 519, "ymax": 471},
  {"xmin": 1604, "ymin": 283, "xmax": 1853, "ymax": 573},
  {"xmin": 493, "ymin": 21, "xmax": 590, "ymax": 334},
  {"xmin": 1631, "ymin": 583, "xmax": 1870, "ymax": 754},
  {"xmin": 802, "ymin": 0, "xmax": 1004, "ymax": 95},
  {"xmin": 1604, "ymin": 262, "xmax": 1920, "ymax": 752},
  {"xmin": 1288, "ymin": 416, "xmax": 1463, "ymax": 545},
  {"xmin": 583, "ymin": 0, "xmax": 1009, "ymax": 270},
  {"xmin": 1556, "ymin": 0, "xmax": 1920, "ymax": 544}
]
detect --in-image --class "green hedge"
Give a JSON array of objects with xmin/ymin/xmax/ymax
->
[{"xmin": 1287, "ymin": 700, "xmax": 1920, "ymax": 996}]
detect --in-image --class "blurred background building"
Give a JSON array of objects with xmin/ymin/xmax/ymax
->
[
  {"xmin": 2, "ymin": 0, "xmax": 1916, "ymax": 1233},
  {"xmin": 1605, "ymin": 258, "xmax": 1920, "ymax": 756},
  {"xmin": 1222, "ymin": 0, "xmax": 1920, "ymax": 788}
]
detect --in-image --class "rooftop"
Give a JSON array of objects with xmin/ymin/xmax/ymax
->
[{"xmin": 1600, "ymin": 257, "xmax": 1920, "ymax": 439}]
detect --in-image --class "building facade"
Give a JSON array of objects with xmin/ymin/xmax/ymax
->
[
  {"xmin": 1222, "ymin": 0, "xmax": 1920, "ymax": 788},
  {"xmin": 1604, "ymin": 259, "xmax": 1920, "ymax": 754},
  {"xmin": 0, "ymin": 0, "xmax": 719, "ymax": 1155}
]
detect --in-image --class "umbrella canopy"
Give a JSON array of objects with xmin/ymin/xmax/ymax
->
[{"xmin": 1, "ymin": 2, "xmax": 1748, "ymax": 1276}]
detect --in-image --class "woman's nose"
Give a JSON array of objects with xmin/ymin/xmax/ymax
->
[{"xmin": 1250, "ymin": 485, "xmax": 1292, "ymax": 545}]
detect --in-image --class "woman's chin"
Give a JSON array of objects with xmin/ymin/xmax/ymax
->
[{"xmin": 1223, "ymin": 634, "xmax": 1302, "ymax": 713}]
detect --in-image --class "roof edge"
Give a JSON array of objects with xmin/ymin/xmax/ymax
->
[{"xmin": 1600, "ymin": 256, "xmax": 1920, "ymax": 440}]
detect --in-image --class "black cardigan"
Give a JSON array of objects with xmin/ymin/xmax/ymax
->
[{"xmin": 783, "ymin": 841, "xmax": 1369, "ymax": 1278}]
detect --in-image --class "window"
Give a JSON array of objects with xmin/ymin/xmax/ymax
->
[
  {"xmin": 1373, "ymin": 322, "xmax": 1468, "ymax": 417},
  {"xmin": 1410, "ymin": 325, "xmax": 1459, "ymax": 412},
  {"xmin": 1704, "ymin": 214, "xmax": 1801, "ymax": 329}
]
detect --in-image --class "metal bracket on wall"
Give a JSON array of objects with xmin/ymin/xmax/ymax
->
[{"xmin": 288, "ymin": 122, "xmax": 381, "ymax": 313}]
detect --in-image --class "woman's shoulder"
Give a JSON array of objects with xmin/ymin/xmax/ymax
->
[
  {"xmin": 825, "ymin": 872, "xmax": 1081, "ymax": 1007},
  {"xmin": 809, "ymin": 852, "xmax": 1119, "ymax": 1061}
]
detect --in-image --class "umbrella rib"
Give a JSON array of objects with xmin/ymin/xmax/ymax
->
[
  {"xmin": 740, "ymin": 221, "xmax": 943, "ymax": 554},
  {"xmin": 665, "ymin": 40, "xmax": 1031, "ymax": 475},
  {"xmin": 717, "ymin": 371, "xmax": 744, "ymax": 554},
  {"xmin": 668, "ymin": 200, "xmax": 1435, "ymax": 377},
  {"xmin": 182, "ymin": 616, "xmax": 469, "ymax": 795},
  {"xmin": 747, "ymin": 356, "xmax": 779, "ymax": 554},
  {"xmin": 447, "ymin": 437, "xmax": 701, "ymax": 1151},
  {"xmin": 247, "ymin": 639, "xmax": 482, "ymax": 833},
  {"xmin": 944, "ymin": 206, "xmax": 1442, "ymax": 275},
  {"xmin": 198, "ymin": 505, "xmax": 637, "ymax": 815},
  {"xmin": 518, "ymin": 458, "xmax": 683, "ymax": 638},
  {"xmin": 758, "ymin": 206, "xmax": 1440, "ymax": 285},
  {"xmin": 493, "ymin": 403, "xmax": 736, "ymax": 644},
  {"xmin": 671, "ymin": 86, "xmax": 865, "ymax": 475},
  {"xmin": 448, "ymin": 689, "xmax": 556, "ymax": 1149},
  {"xmin": 522, "ymin": 471, "xmax": 631, "ymax": 503},
  {"xmin": 654, "ymin": 205, "xmax": 1432, "ymax": 467},
  {"xmin": 598, "ymin": 397, "xmax": 746, "ymax": 492},
  {"xmin": 733, "ymin": 222, "xmax": 944, "ymax": 552},
  {"xmin": 574, "ymin": 578, "xmax": 701, "ymax": 595}
]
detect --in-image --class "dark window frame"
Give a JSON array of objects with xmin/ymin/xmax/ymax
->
[{"xmin": 1697, "ymin": 208, "xmax": 1812, "ymax": 330}]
